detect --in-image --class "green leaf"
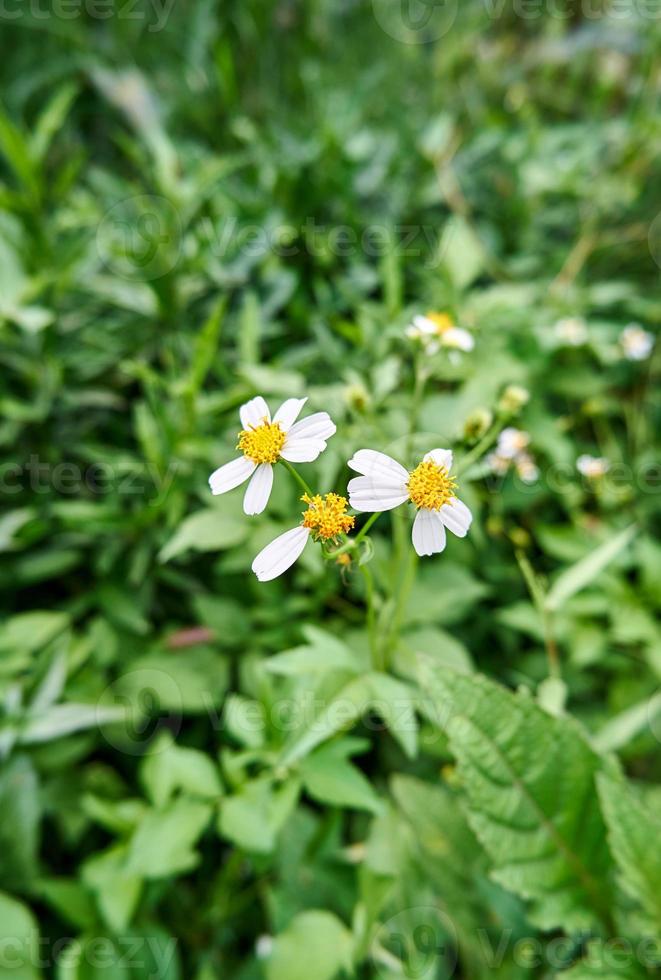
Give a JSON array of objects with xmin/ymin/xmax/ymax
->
[
  {"xmin": 279, "ymin": 672, "xmax": 417, "ymax": 765},
  {"xmin": 0, "ymin": 891, "xmax": 42, "ymax": 979},
  {"xmin": 0, "ymin": 611, "xmax": 69, "ymax": 654},
  {"xmin": 0, "ymin": 101, "xmax": 38, "ymax": 197},
  {"xmin": 0, "ymin": 755, "xmax": 40, "ymax": 890},
  {"xmin": 597, "ymin": 772, "xmax": 661, "ymax": 927},
  {"xmin": 158, "ymin": 509, "xmax": 248, "ymax": 562},
  {"xmin": 82, "ymin": 845, "xmax": 142, "ymax": 934},
  {"xmin": 141, "ymin": 732, "xmax": 223, "ymax": 807},
  {"xmin": 238, "ymin": 290, "xmax": 261, "ymax": 366},
  {"xmin": 109, "ymin": 648, "xmax": 229, "ymax": 714},
  {"xmin": 126, "ymin": 799, "xmax": 212, "ymax": 878},
  {"xmin": 187, "ymin": 298, "xmax": 226, "ymax": 398},
  {"xmin": 19, "ymin": 703, "xmax": 126, "ymax": 745},
  {"xmin": 55, "ymin": 936, "xmax": 130, "ymax": 980},
  {"xmin": 218, "ymin": 776, "xmax": 300, "ymax": 854},
  {"xmin": 31, "ymin": 83, "xmax": 79, "ymax": 163},
  {"xmin": 265, "ymin": 626, "xmax": 361, "ymax": 677},
  {"xmin": 300, "ymin": 739, "xmax": 382, "ymax": 814},
  {"xmin": 592, "ymin": 692, "xmax": 661, "ymax": 753},
  {"xmin": 545, "ymin": 525, "xmax": 637, "ymax": 612},
  {"xmin": 266, "ymin": 910, "xmax": 353, "ymax": 980},
  {"xmin": 420, "ymin": 667, "xmax": 614, "ymax": 931},
  {"xmin": 438, "ymin": 216, "xmax": 484, "ymax": 290}
]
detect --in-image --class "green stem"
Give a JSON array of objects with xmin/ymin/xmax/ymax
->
[
  {"xmin": 354, "ymin": 511, "xmax": 382, "ymax": 545},
  {"xmin": 280, "ymin": 458, "xmax": 313, "ymax": 496},
  {"xmin": 359, "ymin": 563, "xmax": 380, "ymax": 669},
  {"xmin": 515, "ymin": 550, "xmax": 561, "ymax": 679},
  {"xmin": 455, "ymin": 422, "xmax": 500, "ymax": 477},
  {"xmin": 385, "ymin": 545, "xmax": 418, "ymax": 665}
]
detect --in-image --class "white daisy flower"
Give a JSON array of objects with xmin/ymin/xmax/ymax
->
[
  {"xmin": 252, "ymin": 493, "xmax": 354, "ymax": 582},
  {"xmin": 620, "ymin": 323, "xmax": 654, "ymax": 361},
  {"xmin": 554, "ymin": 316, "xmax": 588, "ymax": 347},
  {"xmin": 495, "ymin": 427, "xmax": 530, "ymax": 459},
  {"xmin": 347, "ymin": 449, "xmax": 472, "ymax": 558},
  {"xmin": 209, "ymin": 396, "xmax": 336, "ymax": 516},
  {"xmin": 577, "ymin": 454, "xmax": 610, "ymax": 479},
  {"xmin": 406, "ymin": 312, "xmax": 474, "ymax": 355}
]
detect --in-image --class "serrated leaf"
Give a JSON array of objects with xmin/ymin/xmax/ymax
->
[
  {"xmin": 421, "ymin": 667, "xmax": 614, "ymax": 931},
  {"xmin": 597, "ymin": 772, "xmax": 661, "ymax": 927}
]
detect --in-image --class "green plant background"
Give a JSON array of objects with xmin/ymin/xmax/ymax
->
[{"xmin": 0, "ymin": 1, "xmax": 660, "ymax": 978}]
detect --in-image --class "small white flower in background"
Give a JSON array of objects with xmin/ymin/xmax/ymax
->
[
  {"xmin": 252, "ymin": 493, "xmax": 354, "ymax": 582},
  {"xmin": 347, "ymin": 449, "xmax": 472, "ymax": 558},
  {"xmin": 554, "ymin": 316, "xmax": 588, "ymax": 347},
  {"xmin": 406, "ymin": 312, "xmax": 474, "ymax": 356},
  {"xmin": 486, "ymin": 451, "xmax": 510, "ymax": 477},
  {"xmin": 209, "ymin": 396, "xmax": 336, "ymax": 516},
  {"xmin": 488, "ymin": 429, "xmax": 539, "ymax": 483},
  {"xmin": 514, "ymin": 452, "xmax": 539, "ymax": 484},
  {"xmin": 495, "ymin": 427, "xmax": 530, "ymax": 459},
  {"xmin": 577, "ymin": 454, "xmax": 610, "ymax": 479},
  {"xmin": 620, "ymin": 323, "xmax": 654, "ymax": 361}
]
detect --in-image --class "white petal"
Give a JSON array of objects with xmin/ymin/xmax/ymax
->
[
  {"xmin": 423, "ymin": 448, "xmax": 453, "ymax": 471},
  {"xmin": 443, "ymin": 327, "xmax": 474, "ymax": 351},
  {"xmin": 273, "ymin": 397, "xmax": 307, "ymax": 431},
  {"xmin": 240, "ymin": 396, "xmax": 270, "ymax": 430},
  {"xmin": 412, "ymin": 509, "xmax": 446, "ymax": 557},
  {"xmin": 280, "ymin": 438, "xmax": 327, "ymax": 463},
  {"xmin": 439, "ymin": 497, "xmax": 473, "ymax": 537},
  {"xmin": 209, "ymin": 456, "xmax": 256, "ymax": 495},
  {"xmin": 287, "ymin": 411, "xmax": 336, "ymax": 442},
  {"xmin": 412, "ymin": 315, "xmax": 437, "ymax": 335},
  {"xmin": 243, "ymin": 464, "xmax": 274, "ymax": 515},
  {"xmin": 347, "ymin": 449, "xmax": 409, "ymax": 483},
  {"xmin": 252, "ymin": 526, "xmax": 311, "ymax": 582},
  {"xmin": 347, "ymin": 476, "xmax": 409, "ymax": 512}
]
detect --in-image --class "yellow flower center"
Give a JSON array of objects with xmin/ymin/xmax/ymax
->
[
  {"xmin": 425, "ymin": 312, "xmax": 454, "ymax": 335},
  {"xmin": 407, "ymin": 460, "xmax": 457, "ymax": 510},
  {"xmin": 237, "ymin": 420, "xmax": 286, "ymax": 464},
  {"xmin": 301, "ymin": 493, "xmax": 355, "ymax": 541}
]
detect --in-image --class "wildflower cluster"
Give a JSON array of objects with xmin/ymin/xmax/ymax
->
[
  {"xmin": 209, "ymin": 396, "xmax": 473, "ymax": 580},
  {"xmin": 488, "ymin": 427, "xmax": 539, "ymax": 484}
]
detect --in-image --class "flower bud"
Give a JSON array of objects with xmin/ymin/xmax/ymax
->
[
  {"xmin": 463, "ymin": 407, "xmax": 493, "ymax": 442},
  {"xmin": 498, "ymin": 385, "xmax": 530, "ymax": 415}
]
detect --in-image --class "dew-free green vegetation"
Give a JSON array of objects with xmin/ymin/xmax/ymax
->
[{"xmin": 0, "ymin": 2, "xmax": 660, "ymax": 978}]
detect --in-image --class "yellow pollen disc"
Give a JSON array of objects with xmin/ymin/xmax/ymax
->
[
  {"xmin": 237, "ymin": 420, "xmax": 286, "ymax": 464},
  {"xmin": 407, "ymin": 460, "xmax": 457, "ymax": 511},
  {"xmin": 301, "ymin": 493, "xmax": 355, "ymax": 541},
  {"xmin": 425, "ymin": 312, "xmax": 454, "ymax": 335}
]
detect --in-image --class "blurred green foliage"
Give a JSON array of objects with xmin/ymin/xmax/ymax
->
[{"xmin": 0, "ymin": 0, "xmax": 660, "ymax": 977}]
